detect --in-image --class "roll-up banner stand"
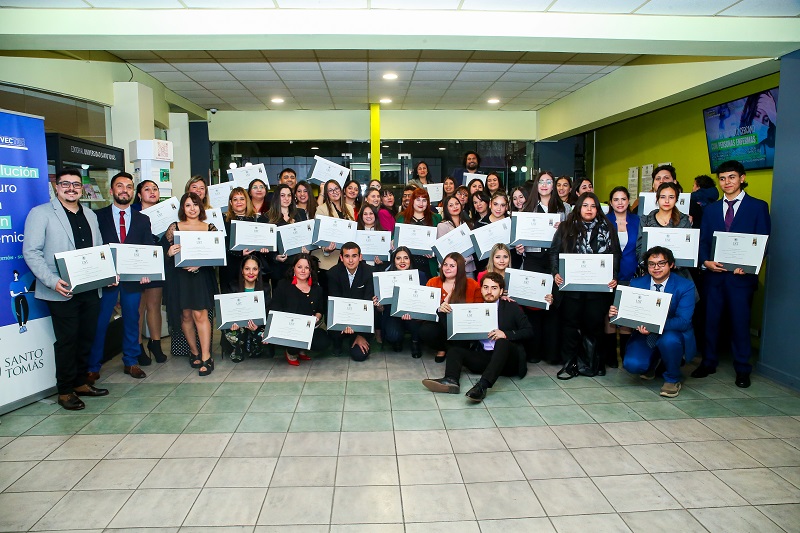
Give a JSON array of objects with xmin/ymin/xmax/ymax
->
[{"xmin": 0, "ymin": 109, "xmax": 57, "ymax": 416}]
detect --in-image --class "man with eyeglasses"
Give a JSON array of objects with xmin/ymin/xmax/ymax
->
[
  {"xmin": 693, "ymin": 159, "xmax": 771, "ymax": 388},
  {"xmin": 23, "ymin": 168, "xmax": 108, "ymax": 410},
  {"xmin": 610, "ymin": 246, "xmax": 696, "ymax": 398}
]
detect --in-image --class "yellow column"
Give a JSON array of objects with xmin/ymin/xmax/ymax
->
[{"xmin": 370, "ymin": 103, "xmax": 381, "ymax": 181}]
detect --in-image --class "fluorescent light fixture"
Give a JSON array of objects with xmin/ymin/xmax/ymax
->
[
  {"xmin": 487, "ymin": 98, "xmax": 500, "ymax": 104},
  {"xmin": 311, "ymin": 146, "xmax": 319, "ymax": 150},
  {"xmin": 439, "ymin": 147, "xmax": 446, "ymax": 151},
  {"xmin": 382, "ymin": 145, "xmax": 389, "ymax": 148},
  {"xmin": 379, "ymin": 98, "xmax": 392, "ymax": 104},
  {"xmin": 271, "ymin": 98, "xmax": 284, "ymax": 103},
  {"xmin": 382, "ymin": 73, "xmax": 398, "ymax": 80}
]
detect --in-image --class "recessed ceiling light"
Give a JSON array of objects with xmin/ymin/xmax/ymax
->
[
  {"xmin": 379, "ymin": 98, "xmax": 392, "ymax": 104},
  {"xmin": 271, "ymin": 98, "xmax": 284, "ymax": 103},
  {"xmin": 487, "ymin": 98, "xmax": 500, "ymax": 104},
  {"xmin": 439, "ymin": 147, "xmax": 446, "ymax": 151},
  {"xmin": 382, "ymin": 145, "xmax": 389, "ymax": 148},
  {"xmin": 382, "ymin": 73, "xmax": 398, "ymax": 80},
  {"xmin": 311, "ymin": 146, "xmax": 319, "ymax": 150}
]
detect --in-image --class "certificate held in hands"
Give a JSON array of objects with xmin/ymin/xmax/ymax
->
[
  {"xmin": 140, "ymin": 196, "xmax": 179, "ymax": 237},
  {"xmin": 357, "ymin": 230, "xmax": 392, "ymax": 262},
  {"xmin": 391, "ymin": 284, "xmax": 441, "ymax": 322},
  {"xmin": 432, "ymin": 226, "xmax": 474, "ymax": 264},
  {"xmin": 276, "ymin": 220, "xmax": 315, "ymax": 255},
  {"xmin": 214, "ymin": 291, "xmax": 267, "ymax": 330},
  {"xmin": 313, "ymin": 215, "xmax": 357, "ymax": 249},
  {"xmin": 394, "ymin": 223, "xmax": 437, "ymax": 256},
  {"xmin": 54, "ymin": 245, "xmax": 118, "ymax": 294},
  {"xmin": 263, "ymin": 311, "xmax": 315, "ymax": 349},
  {"xmin": 230, "ymin": 220, "xmax": 277, "ymax": 252},
  {"xmin": 309, "ymin": 155, "xmax": 350, "ymax": 187},
  {"xmin": 373, "ymin": 269, "xmax": 420, "ymax": 305},
  {"xmin": 504, "ymin": 268, "xmax": 553, "ymax": 310},
  {"xmin": 227, "ymin": 163, "xmax": 269, "ymax": 190},
  {"xmin": 558, "ymin": 253, "xmax": 614, "ymax": 292},
  {"xmin": 327, "ymin": 296, "xmax": 374, "ymax": 334},
  {"xmin": 510, "ymin": 212, "xmax": 560, "ymax": 248},
  {"xmin": 174, "ymin": 231, "xmax": 227, "ymax": 267},
  {"xmin": 447, "ymin": 303, "xmax": 498, "ymax": 340},
  {"xmin": 471, "ymin": 219, "xmax": 512, "ymax": 260},
  {"xmin": 109, "ymin": 244, "xmax": 165, "ymax": 282},
  {"xmin": 641, "ymin": 227, "xmax": 700, "ymax": 267},
  {"xmin": 712, "ymin": 231, "xmax": 768, "ymax": 274},
  {"xmin": 423, "ymin": 183, "xmax": 444, "ymax": 203},
  {"xmin": 611, "ymin": 285, "xmax": 672, "ymax": 334},
  {"xmin": 205, "ymin": 208, "xmax": 226, "ymax": 236},
  {"xmin": 207, "ymin": 181, "xmax": 236, "ymax": 212}
]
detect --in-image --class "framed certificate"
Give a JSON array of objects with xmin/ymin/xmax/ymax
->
[
  {"xmin": 446, "ymin": 303, "xmax": 498, "ymax": 340},
  {"xmin": 510, "ymin": 212, "xmax": 560, "ymax": 248},
  {"xmin": 712, "ymin": 231, "xmax": 769, "ymax": 274},
  {"xmin": 611, "ymin": 285, "xmax": 673, "ymax": 334},
  {"xmin": 309, "ymin": 155, "xmax": 350, "ymax": 187},
  {"xmin": 327, "ymin": 296, "xmax": 374, "ymax": 334},
  {"xmin": 432, "ymin": 226, "xmax": 474, "ymax": 264},
  {"xmin": 227, "ymin": 163, "xmax": 269, "ymax": 190},
  {"xmin": 465, "ymin": 173, "xmax": 487, "ymax": 185},
  {"xmin": 424, "ymin": 183, "xmax": 444, "ymax": 203},
  {"xmin": 357, "ymin": 230, "xmax": 392, "ymax": 261},
  {"xmin": 214, "ymin": 291, "xmax": 267, "ymax": 330},
  {"xmin": 394, "ymin": 223, "xmax": 437, "ymax": 256},
  {"xmin": 504, "ymin": 268, "xmax": 553, "ymax": 310},
  {"xmin": 313, "ymin": 215, "xmax": 357, "ymax": 249},
  {"xmin": 263, "ymin": 311, "xmax": 316, "ymax": 349},
  {"xmin": 637, "ymin": 192, "xmax": 691, "ymax": 216},
  {"xmin": 276, "ymin": 220, "xmax": 315, "ymax": 255},
  {"xmin": 391, "ymin": 284, "xmax": 441, "ymax": 322},
  {"xmin": 373, "ymin": 269, "xmax": 421, "ymax": 305},
  {"xmin": 641, "ymin": 227, "xmax": 700, "ymax": 267},
  {"xmin": 140, "ymin": 196, "xmax": 179, "ymax": 238},
  {"xmin": 109, "ymin": 244, "xmax": 165, "ymax": 282},
  {"xmin": 207, "ymin": 181, "xmax": 236, "ymax": 212},
  {"xmin": 230, "ymin": 220, "xmax": 278, "ymax": 252},
  {"xmin": 470, "ymin": 219, "xmax": 512, "ymax": 260},
  {"xmin": 54, "ymin": 245, "xmax": 118, "ymax": 294},
  {"xmin": 205, "ymin": 207, "xmax": 226, "ymax": 236},
  {"xmin": 174, "ymin": 231, "xmax": 227, "ymax": 267},
  {"xmin": 558, "ymin": 253, "xmax": 614, "ymax": 292}
]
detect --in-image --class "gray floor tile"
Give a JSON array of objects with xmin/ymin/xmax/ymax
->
[
  {"xmin": 269, "ymin": 456, "xmax": 337, "ymax": 486},
  {"xmin": 108, "ymin": 488, "xmax": 200, "ymax": 528},
  {"xmin": 30, "ymin": 488, "xmax": 133, "ymax": 531},
  {"xmin": 455, "ymin": 451, "xmax": 525, "ymax": 482},
  {"xmin": 756, "ymin": 503, "xmax": 800, "ymax": 533},
  {"xmin": 0, "ymin": 459, "xmax": 37, "ymax": 491},
  {"xmin": 329, "ymin": 526, "xmax": 403, "ymax": 533},
  {"xmin": 714, "ymin": 468, "xmax": 800, "ymax": 505},
  {"xmin": 0, "ymin": 435, "xmax": 69, "ymax": 461},
  {"xmin": 75, "ymin": 458, "xmax": 158, "ymax": 489},
  {"xmin": 476, "ymin": 518, "xmax": 556, "ymax": 533},
  {"xmin": 394, "ymin": 430, "xmax": 452, "ymax": 455},
  {"xmin": 448, "ymin": 428, "xmax": 509, "ymax": 453},
  {"xmin": 183, "ymin": 487, "xmax": 267, "ymax": 526},
  {"xmin": 550, "ymin": 514, "xmax": 632, "ymax": 533},
  {"xmin": 530, "ymin": 478, "xmax": 614, "ymax": 516},
  {"xmin": 678, "ymin": 440, "xmax": 763, "ymax": 470},
  {"xmin": 400, "ymin": 483, "xmax": 475, "ymax": 522},
  {"xmin": 570, "ymin": 446, "xmax": 646, "ymax": 477},
  {"xmin": 205, "ymin": 457, "xmax": 277, "ymax": 487},
  {"xmin": 164, "ymin": 433, "xmax": 232, "ymax": 458},
  {"xmin": 405, "ymin": 521, "xmax": 481, "ymax": 533},
  {"xmin": 140, "ymin": 457, "xmax": 216, "ymax": 488},
  {"xmin": 621, "ymin": 509, "xmax": 707, "ymax": 533},
  {"xmin": 698, "ymin": 416, "xmax": 774, "ymax": 440},
  {"xmin": 335, "ymin": 455, "xmax": 398, "ymax": 485},
  {"xmin": 773, "ymin": 466, "xmax": 800, "ymax": 489},
  {"xmin": 257, "ymin": 486, "xmax": 333, "ymax": 525},
  {"xmin": 514, "ymin": 449, "xmax": 586, "ymax": 480},
  {"xmin": 747, "ymin": 416, "xmax": 800, "ymax": 438},
  {"xmin": 623, "ymin": 443, "xmax": 705, "ymax": 473},
  {"xmin": 106, "ymin": 433, "xmax": 178, "ymax": 459},
  {"xmin": 551, "ymin": 423, "xmax": 618, "ymax": 448},
  {"xmin": 398, "ymin": 453, "xmax": 462, "ymax": 485},
  {"xmin": 280, "ymin": 431, "xmax": 339, "ymax": 456},
  {"xmin": 500, "ymin": 426, "xmax": 564, "ymax": 451},
  {"xmin": 222, "ymin": 433, "xmax": 286, "ymax": 458},
  {"xmin": 466, "ymin": 480, "xmax": 545, "ymax": 520},
  {"xmin": 649, "ymin": 418, "xmax": 724, "ymax": 442},
  {"xmin": 593, "ymin": 474, "xmax": 681, "ymax": 512},
  {"xmin": 731, "ymin": 438, "xmax": 800, "ymax": 467},
  {"xmin": 7, "ymin": 458, "xmax": 97, "ymax": 492},
  {"xmin": 600, "ymin": 421, "xmax": 670, "ymax": 445},
  {"xmin": 46, "ymin": 434, "xmax": 125, "ymax": 460},
  {"xmin": 330, "ymin": 485, "xmax": 402, "ymax": 524},
  {"xmin": 338, "ymin": 431, "xmax": 395, "ymax": 456},
  {"xmin": 654, "ymin": 470, "xmax": 748, "ymax": 508},
  {"xmin": 689, "ymin": 506, "xmax": 785, "ymax": 533},
  {"xmin": 0, "ymin": 491, "xmax": 66, "ymax": 531}
]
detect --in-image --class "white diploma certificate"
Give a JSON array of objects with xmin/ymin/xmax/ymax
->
[
  {"xmin": 276, "ymin": 220, "xmax": 315, "ymax": 255},
  {"xmin": 263, "ymin": 311, "xmax": 316, "ymax": 350},
  {"xmin": 641, "ymin": 227, "xmax": 700, "ymax": 267},
  {"xmin": 394, "ymin": 223, "xmax": 437, "ymax": 256},
  {"xmin": 54, "ymin": 245, "xmax": 118, "ymax": 294},
  {"xmin": 391, "ymin": 284, "xmax": 441, "ymax": 322},
  {"xmin": 712, "ymin": 231, "xmax": 769, "ymax": 274},
  {"xmin": 611, "ymin": 285, "xmax": 672, "ymax": 334},
  {"xmin": 327, "ymin": 296, "xmax": 374, "ymax": 334},
  {"xmin": 432, "ymin": 226, "xmax": 474, "ymax": 264},
  {"xmin": 372, "ymin": 269, "xmax": 421, "ymax": 305},
  {"xmin": 637, "ymin": 192, "xmax": 691, "ymax": 216},
  {"xmin": 423, "ymin": 183, "xmax": 444, "ymax": 203},
  {"xmin": 230, "ymin": 220, "xmax": 278, "ymax": 252},
  {"xmin": 227, "ymin": 163, "xmax": 269, "ymax": 190},
  {"xmin": 214, "ymin": 291, "xmax": 267, "ymax": 330},
  {"xmin": 312, "ymin": 215, "xmax": 357, "ymax": 248},
  {"xmin": 465, "ymin": 173, "xmax": 487, "ymax": 185},
  {"xmin": 504, "ymin": 268, "xmax": 553, "ymax": 310},
  {"xmin": 207, "ymin": 181, "xmax": 236, "ymax": 212},
  {"xmin": 510, "ymin": 212, "xmax": 560, "ymax": 248},
  {"xmin": 558, "ymin": 253, "xmax": 614, "ymax": 292},
  {"xmin": 447, "ymin": 303, "xmax": 498, "ymax": 340},
  {"xmin": 470, "ymin": 219, "xmax": 512, "ymax": 260},
  {"xmin": 309, "ymin": 155, "xmax": 350, "ymax": 187},
  {"xmin": 141, "ymin": 196, "xmax": 179, "ymax": 237},
  {"xmin": 174, "ymin": 231, "xmax": 227, "ymax": 267},
  {"xmin": 205, "ymin": 207, "xmax": 226, "ymax": 236},
  {"xmin": 109, "ymin": 244, "xmax": 165, "ymax": 282},
  {"xmin": 599, "ymin": 203, "xmax": 611, "ymax": 215},
  {"xmin": 357, "ymin": 230, "xmax": 392, "ymax": 261}
]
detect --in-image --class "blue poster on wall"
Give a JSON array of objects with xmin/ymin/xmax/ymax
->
[{"xmin": 0, "ymin": 109, "xmax": 57, "ymax": 413}]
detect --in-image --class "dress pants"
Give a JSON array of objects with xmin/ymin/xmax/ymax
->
[
  {"xmin": 559, "ymin": 293, "xmax": 609, "ymax": 363},
  {"xmin": 623, "ymin": 331, "xmax": 685, "ymax": 383},
  {"xmin": 704, "ymin": 272, "xmax": 755, "ymax": 374},
  {"xmin": 444, "ymin": 339, "xmax": 518, "ymax": 386},
  {"xmin": 419, "ymin": 312, "xmax": 448, "ymax": 352},
  {"xmin": 329, "ymin": 331, "xmax": 372, "ymax": 361},
  {"xmin": 382, "ymin": 308, "xmax": 421, "ymax": 344},
  {"xmin": 88, "ymin": 286, "xmax": 142, "ymax": 372},
  {"xmin": 46, "ymin": 291, "xmax": 101, "ymax": 395}
]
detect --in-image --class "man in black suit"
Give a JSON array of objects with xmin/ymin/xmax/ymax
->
[
  {"xmin": 88, "ymin": 172, "xmax": 154, "ymax": 381},
  {"xmin": 327, "ymin": 241, "xmax": 376, "ymax": 361},
  {"xmin": 423, "ymin": 272, "xmax": 533, "ymax": 402}
]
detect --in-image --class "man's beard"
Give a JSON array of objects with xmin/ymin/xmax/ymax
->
[{"xmin": 114, "ymin": 193, "xmax": 132, "ymax": 205}]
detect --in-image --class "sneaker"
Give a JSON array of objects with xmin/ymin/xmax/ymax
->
[
  {"xmin": 422, "ymin": 377, "xmax": 460, "ymax": 394},
  {"xmin": 660, "ymin": 381, "xmax": 682, "ymax": 398}
]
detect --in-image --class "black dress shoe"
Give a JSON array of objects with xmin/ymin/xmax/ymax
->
[
  {"xmin": 411, "ymin": 341, "xmax": 422, "ymax": 359},
  {"xmin": 392, "ymin": 342, "xmax": 403, "ymax": 353},
  {"xmin": 690, "ymin": 365, "xmax": 716, "ymax": 379},
  {"xmin": 422, "ymin": 377, "xmax": 460, "ymax": 394},
  {"xmin": 58, "ymin": 393, "xmax": 85, "ymax": 411},
  {"xmin": 735, "ymin": 373, "xmax": 751, "ymax": 388},
  {"xmin": 465, "ymin": 383, "xmax": 487, "ymax": 402},
  {"xmin": 138, "ymin": 343, "xmax": 152, "ymax": 366},
  {"xmin": 74, "ymin": 385, "xmax": 109, "ymax": 397}
]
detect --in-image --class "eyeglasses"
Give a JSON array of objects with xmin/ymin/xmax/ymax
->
[
  {"xmin": 538, "ymin": 179, "xmax": 553, "ymax": 185},
  {"xmin": 58, "ymin": 181, "xmax": 82, "ymax": 189},
  {"xmin": 647, "ymin": 260, "xmax": 669, "ymax": 268},
  {"xmin": 327, "ymin": 188, "xmax": 341, "ymax": 194}
]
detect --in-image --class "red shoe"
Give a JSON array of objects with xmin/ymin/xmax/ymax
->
[
  {"xmin": 285, "ymin": 352, "xmax": 299, "ymax": 366},
  {"xmin": 298, "ymin": 352, "xmax": 312, "ymax": 361}
]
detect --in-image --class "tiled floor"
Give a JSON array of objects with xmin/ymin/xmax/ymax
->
[{"xmin": 2, "ymin": 343, "xmax": 800, "ymax": 533}]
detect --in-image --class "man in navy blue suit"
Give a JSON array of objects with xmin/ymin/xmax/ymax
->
[
  {"xmin": 611, "ymin": 246, "xmax": 696, "ymax": 398},
  {"xmin": 87, "ymin": 172, "xmax": 154, "ymax": 382},
  {"xmin": 693, "ymin": 160, "xmax": 771, "ymax": 388}
]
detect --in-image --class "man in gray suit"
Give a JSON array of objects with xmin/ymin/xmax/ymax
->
[{"xmin": 23, "ymin": 168, "xmax": 110, "ymax": 410}]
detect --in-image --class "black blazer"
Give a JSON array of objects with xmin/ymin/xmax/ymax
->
[
  {"xmin": 327, "ymin": 261, "xmax": 375, "ymax": 301},
  {"xmin": 272, "ymin": 279, "xmax": 325, "ymax": 317},
  {"xmin": 95, "ymin": 205, "xmax": 153, "ymax": 293},
  {"xmin": 471, "ymin": 299, "xmax": 532, "ymax": 379}
]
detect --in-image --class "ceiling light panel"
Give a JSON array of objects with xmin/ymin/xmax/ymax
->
[
  {"xmin": 219, "ymin": 62, "xmax": 275, "ymax": 71},
  {"xmin": 549, "ymin": 0, "xmax": 643, "ymax": 13},
  {"xmin": 200, "ymin": 81, "xmax": 246, "ymax": 90},
  {"xmin": 277, "ymin": 70, "xmax": 325, "ymax": 81},
  {"xmin": 268, "ymin": 61, "xmax": 322, "ymax": 71},
  {"xmin": 131, "ymin": 61, "xmax": 177, "ymax": 73},
  {"xmin": 150, "ymin": 71, "xmax": 194, "ymax": 83},
  {"xmin": 461, "ymin": 0, "xmax": 552, "ymax": 10},
  {"xmin": 411, "ymin": 71, "xmax": 460, "ymax": 81},
  {"xmin": 232, "ymin": 71, "xmax": 283, "ymax": 81},
  {"xmin": 455, "ymin": 71, "xmax": 504, "ymax": 81},
  {"xmin": 187, "ymin": 71, "xmax": 237, "ymax": 82},
  {"xmin": 275, "ymin": 0, "xmax": 366, "ymax": 7},
  {"xmin": 86, "ymin": 0, "xmax": 183, "ymax": 7},
  {"xmin": 719, "ymin": 0, "xmax": 800, "ymax": 16},
  {"xmin": 169, "ymin": 61, "xmax": 225, "ymax": 72},
  {"xmin": 371, "ymin": 0, "xmax": 460, "ymax": 8},
  {"xmin": 635, "ymin": 0, "xmax": 739, "ymax": 16},
  {"xmin": 323, "ymin": 71, "xmax": 369, "ymax": 81},
  {"xmin": 163, "ymin": 81, "xmax": 206, "ymax": 91}
]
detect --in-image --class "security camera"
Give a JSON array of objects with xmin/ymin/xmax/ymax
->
[{"xmin": 209, "ymin": 108, "xmax": 218, "ymax": 114}]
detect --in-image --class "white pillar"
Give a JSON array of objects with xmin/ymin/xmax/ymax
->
[
  {"xmin": 111, "ymin": 82, "xmax": 155, "ymax": 173},
  {"xmin": 168, "ymin": 112, "xmax": 191, "ymax": 195}
]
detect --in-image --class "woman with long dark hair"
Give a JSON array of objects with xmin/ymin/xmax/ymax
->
[
  {"xmin": 442, "ymin": 176, "xmax": 456, "ymax": 198},
  {"xmin": 470, "ymin": 190, "xmax": 491, "ymax": 226},
  {"xmin": 556, "ymin": 175, "xmax": 573, "ymax": 206},
  {"xmin": 311, "ymin": 179, "xmax": 351, "ymax": 293},
  {"xmin": 267, "ymin": 184, "xmax": 308, "ymax": 287},
  {"xmin": 379, "ymin": 246, "xmax": 426, "ymax": 358},
  {"xmin": 380, "ymin": 188, "xmax": 399, "ymax": 218},
  {"xmin": 437, "ymin": 195, "xmax": 476, "ymax": 278},
  {"xmin": 363, "ymin": 186, "xmax": 395, "ymax": 232},
  {"xmin": 396, "ymin": 187, "xmax": 442, "ymax": 279},
  {"xmin": 294, "ymin": 180, "xmax": 317, "ymax": 220},
  {"xmin": 485, "ymin": 172, "xmax": 503, "ymax": 196},
  {"xmin": 248, "ymin": 178, "xmax": 269, "ymax": 220},
  {"xmin": 342, "ymin": 178, "xmax": 362, "ymax": 219},
  {"xmin": 413, "ymin": 161, "xmax": 435, "ymax": 185},
  {"xmin": 635, "ymin": 182, "xmax": 691, "ymax": 262},
  {"xmin": 223, "ymin": 255, "xmax": 272, "ymax": 362}
]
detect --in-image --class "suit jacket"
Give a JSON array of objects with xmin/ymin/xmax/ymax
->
[
  {"xmin": 23, "ymin": 197, "xmax": 103, "ymax": 301},
  {"xmin": 699, "ymin": 193, "xmax": 771, "ymax": 289},
  {"xmin": 630, "ymin": 273, "xmax": 696, "ymax": 360},
  {"xmin": 327, "ymin": 260, "xmax": 375, "ymax": 301},
  {"xmin": 607, "ymin": 211, "xmax": 640, "ymax": 282},
  {"xmin": 95, "ymin": 205, "xmax": 154, "ymax": 293},
  {"xmin": 475, "ymin": 299, "xmax": 533, "ymax": 378}
]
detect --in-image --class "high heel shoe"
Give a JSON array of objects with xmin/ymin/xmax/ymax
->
[
  {"xmin": 285, "ymin": 351, "xmax": 300, "ymax": 366},
  {"xmin": 190, "ymin": 353, "xmax": 202, "ymax": 368},
  {"xmin": 148, "ymin": 339, "xmax": 167, "ymax": 363},
  {"xmin": 297, "ymin": 352, "xmax": 312, "ymax": 361},
  {"xmin": 138, "ymin": 343, "xmax": 152, "ymax": 366},
  {"xmin": 199, "ymin": 357, "xmax": 214, "ymax": 376}
]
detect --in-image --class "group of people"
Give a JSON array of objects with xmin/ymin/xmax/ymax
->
[{"xmin": 22, "ymin": 152, "xmax": 770, "ymax": 410}]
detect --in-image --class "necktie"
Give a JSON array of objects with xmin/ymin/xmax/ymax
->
[
  {"xmin": 654, "ymin": 284, "xmax": 662, "ymax": 292},
  {"xmin": 724, "ymin": 199, "xmax": 738, "ymax": 231},
  {"xmin": 119, "ymin": 211, "xmax": 126, "ymax": 243}
]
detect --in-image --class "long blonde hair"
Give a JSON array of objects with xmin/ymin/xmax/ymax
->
[{"xmin": 487, "ymin": 243, "xmax": 511, "ymax": 274}]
